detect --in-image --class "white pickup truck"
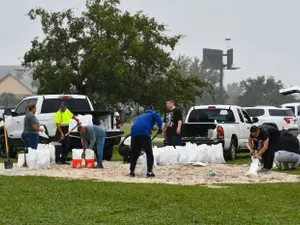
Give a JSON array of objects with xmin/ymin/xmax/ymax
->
[
  {"xmin": 0, "ymin": 94, "xmax": 123, "ymax": 160},
  {"xmin": 178, "ymin": 105, "xmax": 258, "ymax": 160}
]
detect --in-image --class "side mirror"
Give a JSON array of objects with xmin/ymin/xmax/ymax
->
[
  {"xmin": 4, "ymin": 108, "xmax": 12, "ymax": 116},
  {"xmin": 252, "ymin": 117, "xmax": 259, "ymax": 123}
]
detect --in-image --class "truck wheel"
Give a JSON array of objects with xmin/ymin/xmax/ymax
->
[
  {"xmin": 224, "ymin": 139, "xmax": 237, "ymax": 161},
  {"xmin": 103, "ymin": 146, "xmax": 113, "ymax": 161}
]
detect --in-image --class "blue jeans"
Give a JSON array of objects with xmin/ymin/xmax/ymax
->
[
  {"xmin": 22, "ymin": 131, "xmax": 39, "ymax": 153},
  {"xmin": 166, "ymin": 136, "xmax": 182, "ymax": 147},
  {"xmin": 96, "ymin": 136, "xmax": 105, "ymax": 165}
]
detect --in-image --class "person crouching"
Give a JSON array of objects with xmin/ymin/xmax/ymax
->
[
  {"xmin": 274, "ymin": 131, "xmax": 300, "ymax": 170},
  {"xmin": 78, "ymin": 124, "xmax": 106, "ymax": 168}
]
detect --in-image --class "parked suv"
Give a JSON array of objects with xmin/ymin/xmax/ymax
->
[{"xmin": 243, "ymin": 106, "xmax": 299, "ymax": 136}]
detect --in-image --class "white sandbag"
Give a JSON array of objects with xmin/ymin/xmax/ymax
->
[
  {"xmin": 37, "ymin": 144, "xmax": 55, "ymax": 163},
  {"xmin": 39, "ymin": 125, "xmax": 49, "ymax": 139},
  {"xmin": 157, "ymin": 146, "xmax": 179, "ymax": 166},
  {"xmin": 153, "ymin": 146, "xmax": 161, "ymax": 167},
  {"xmin": 178, "ymin": 148, "xmax": 189, "ymax": 164},
  {"xmin": 139, "ymin": 154, "xmax": 147, "ymax": 176},
  {"xmin": 36, "ymin": 148, "xmax": 50, "ymax": 169},
  {"xmin": 123, "ymin": 136, "xmax": 131, "ymax": 146},
  {"xmin": 209, "ymin": 144, "xmax": 226, "ymax": 164},
  {"xmin": 72, "ymin": 149, "xmax": 83, "ymax": 159},
  {"xmin": 186, "ymin": 143, "xmax": 199, "ymax": 163},
  {"xmin": 246, "ymin": 157, "xmax": 260, "ymax": 176},
  {"xmin": 17, "ymin": 153, "xmax": 28, "ymax": 168},
  {"xmin": 27, "ymin": 148, "xmax": 37, "ymax": 169},
  {"xmin": 196, "ymin": 144, "xmax": 209, "ymax": 163},
  {"xmin": 70, "ymin": 114, "xmax": 93, "ymax": 130},
  {"xmin": 85, "ymin": 149, "xmax": 94, "ymax": 159}
]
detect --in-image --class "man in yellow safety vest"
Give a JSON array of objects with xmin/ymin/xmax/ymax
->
[{"xmin": 54, "ymin": 101, "xmax": 80, "ymax": 164}]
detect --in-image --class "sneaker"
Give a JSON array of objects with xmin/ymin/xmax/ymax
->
[
  {"xmin": 129, "ymin": 172, "xmax": 135, "ymax": 177},
  {"xmin": 56, "ymin": 161, "xmax": 62, "ymax": 165},
  {"xmin": 62, "ymin": 161, "xmax": 71, "ymax": 165},
  {"xmin": 94, "ymin": 164, "xmax": 104, "ymax": 169},
  {"xmin": 146, "ymin": 172, "xmax": 155, "ymax": 178}
]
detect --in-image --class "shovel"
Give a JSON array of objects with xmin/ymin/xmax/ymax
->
[
  {"xmin": 3, "ymin": 115, "xmax": 13, "ymax": 169},
  {"xmin": 50, "ymin": 124, "xmax": 80, "ymax": 146}
]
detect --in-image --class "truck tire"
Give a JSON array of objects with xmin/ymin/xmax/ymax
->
[
  {"xmin": 224, "ymin": 138, "xmax": 237, "ymax": 161},
  {"xmin": 103, "ymin": 146, "xmax": 113, "ymax": 161}
]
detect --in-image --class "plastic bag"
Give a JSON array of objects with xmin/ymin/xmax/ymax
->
[
  {"xmin": 178, "ymin": 148, "xmax": 189, "ymax": 164},
  {"xmin": 27, "ymin": 148, "xmax": 37, "ymax": 169},
  {"xmin": 140, "ymin": 154, "xmax": 147, "ymax": 176},
  {"xmin": 153, "ymin": 146, "xmax": 161, "ymax": 167},
  {"xmin": 123, "ymin": 136, "xmax": 131, "ymax": 146},
  {"xmin": 72, "ymin": 149, "xmax": 83, "ymax": 159},
  {"xmin": 209, "ymin": 144, "xmax": 226, "ymax": 164},
  {"xmin": 157, "ymin": 146, "xmax": 178, "ymax": 166},
  {"xmin": 196, "ymin": 145, "xmax": 209, "ymax": 163},
  {"xmin": 17, "ymin": 153, "xmax": 28, "ymax": 168},
  {"xmin": 186, "ymin": 143, "xmax": 199, "ymax": 163},
  {"xmin": 39, "ymin": 125, "xmax": 49, "ymax": 139},
  {"xmin": 246, "ymin": 157, "xmax": 260, "ymax": 176},
  {"xmin": 70, "ymin": 114, "xmax": 93, "ymax": 130},
  {"xmin": 85, "ymin": 149, "xmax": 94, "ymax": 159},
  {"xmin": 36, "ymin": 148, "xmax": 50, "ymax": 169}
]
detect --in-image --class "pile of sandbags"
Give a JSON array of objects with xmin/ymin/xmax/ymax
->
[
  {"xmin": 138, "ymin": 143, "xmax": 225, "ymax": 167},
  {"xmin": 69, "ymin": 114, "xmax": 93, "ymax": 130},
  {"xmin": 17, "ymin": 144, "xmax": 55, "ymax": 169}
]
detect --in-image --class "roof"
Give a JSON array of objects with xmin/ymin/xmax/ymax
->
[
  {"xmin": 192, "ymin": 105, "xmax": 240, "ymax": 110},
  {"xmin": 0, "ymin": 65, "xmax": 37, "ymax": 92},
  {"xmin": 281, "ymin": 102, "xmax": 300, "ymax": 106},
  {"xmin": 244, "ymin": 106, "xmax": 290, "ymax": 110}
]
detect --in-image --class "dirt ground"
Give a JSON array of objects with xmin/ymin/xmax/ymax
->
[{"xmin": 0, "ymin": 162, "xmax": 298, "ymax": 185}]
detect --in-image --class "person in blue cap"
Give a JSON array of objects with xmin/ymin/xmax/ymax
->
[{"xmin": 129, "ymin": 105, "xmax": 162, "ymax": 177}]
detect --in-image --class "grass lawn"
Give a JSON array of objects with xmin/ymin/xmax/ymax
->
[{"xmin": 1, "ymin": 176, "xmax": 300, "ymax": 224}]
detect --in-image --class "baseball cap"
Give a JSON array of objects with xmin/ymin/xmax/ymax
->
[{"xmin": 60, "ymin": 101, "xmax": 67, "ymax": 108}]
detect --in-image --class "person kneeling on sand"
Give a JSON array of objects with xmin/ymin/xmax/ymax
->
[
  {"xmin": 78, "ymin": 124, "xmax": 106, "ymax": 169},
  {"xmin": 248, "ymin": 125, "xmax": 276, "ymax": 174},
  {"xmin": 274, "ymin": 130, "xmax": 300, "ymax": 170}
]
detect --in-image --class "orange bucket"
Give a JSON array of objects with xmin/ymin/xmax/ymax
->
[
  {"xmin": 72, "ymin": 159, "xmax": 82, "ymax": 168},
  {"xmin": 85, "ymin": 159, "xmax": 95, "ymax": 168}
]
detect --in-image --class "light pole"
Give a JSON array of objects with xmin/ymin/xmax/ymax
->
[{"xmin": 225, "ymin": 38, "xmax": 231, "ymax": 50}]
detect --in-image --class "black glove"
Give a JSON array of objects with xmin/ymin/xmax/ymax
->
[{"xmin": 158, "ymin": 130, "xmax": 162, "ymax": 134}]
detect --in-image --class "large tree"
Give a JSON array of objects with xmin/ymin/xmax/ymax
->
[
  {"xmin": 177, "ymin": 56, "xmax": 228, "ymax": 104},
  {"xmin": 226, "ymin": 82, "xmax": 243, "ymax": 105},
  {"xmin": 237, "ymin": 76, "xmax": 295, "ymax": 106},
  {"xmin": 22, "ymin": 0, "xmax": 207, "ymax": 118}
]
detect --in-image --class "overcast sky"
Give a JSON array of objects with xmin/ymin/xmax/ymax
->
[{"xmin": 0, "ymin": 0, "xmax": 299, "ymax": 86}]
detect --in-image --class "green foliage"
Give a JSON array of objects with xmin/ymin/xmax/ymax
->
[
  {"xmin": 23, "ymin": 0, "xmax": 207, "ymax": 119},
  {"xmin": 226, "ymin": 82, "xmax": 243, "ymax": 105},
  {"xmin": 237, "ymin": 76, "xmax": 296, "ymax": 106}
]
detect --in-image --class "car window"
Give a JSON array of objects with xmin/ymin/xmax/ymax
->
[
  {"xmin": 15, "ymin": 100, "xmax": 29, "ymax": 115},
  {"xmin": 188, "ymin": 108, "xmax": 235, "ymax": 123},
  {"xmin": 242, "ymin": 110, "xmax": 252, "ymax": 123},
  {"xmin": 269, "ymin": 109, "xmax": 294, "ymax": 117},
  {"xmin": 41, "ymin": 98, "xmax": 91, "ymax": 113},
  {"xmin": 285, "ymin": 106, "xmax": 295, "ymax": 115},
  {"xmin": 244, "ymin": 108, "xmax": 265, "ymax": 117},
  {"xmin": 237, "ymin": 109, "xmax": 244, "ymax": 123},
  {"xmin": 298, "ymin": 106, "xmax": 300, "ymax": 116}
]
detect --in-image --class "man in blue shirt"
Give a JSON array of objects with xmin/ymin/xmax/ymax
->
[
  {"xmin": 130, "ymin": 106, "xmax": 162, "ymax": 177},
  {"xmin": 78, "ymin": 124, "xmax": 106, "ymax": 168}
]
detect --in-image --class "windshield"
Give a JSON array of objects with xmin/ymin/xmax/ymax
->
[
  {"xmin": 41, "ymin": 98, "xmax": 91, "ymax": 113},
  {"xmin": 269, "ymin": 109, "xmax": 295, "ymax": 117},
  {"xmin": 244, "ymin": 108, "xmax": 265, "ymax": 117},
  {"xmin": 188, "ymin": 108, "xmax": 235, "ymax": 123}
]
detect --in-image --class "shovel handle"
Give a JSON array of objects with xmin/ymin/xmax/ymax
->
[{"xmin": 57, "ymin": 124, "xmax": 80, "ymax": 143}]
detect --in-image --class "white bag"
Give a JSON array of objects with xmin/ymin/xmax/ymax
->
[
  {"xmin": 178, "ymin": 148, "xmax": 189, "ymax": 164},
  {"xmin": 17, "ymin": 153, "xmax": 28, "ymax": 168},
  {"xmin": 72, "ymin": 149, "xmax": 83, "ymax": 160},
  {"xmin": 85, "ymin": 149, "xmax": 94, "ymax": 160},
  {"xmin": 139, "ymin": 154, "xmax": 147, "ymax": 176},
  {"xmin": 209, "ymin": 144, "xmax": 226, "ymax": 164},
  {"xmin": 196, "ymin": 145, "xmax": 209, "ymax": 163},
  {"xmin": 27, "ymin": 148, "xmax": 37, "ymax": 169},
  {"xmin": 153, "ymin": 146, "xmax": 161, "ymax": 167},
  {"xmin": 157, "ymin": 146, "xmax": 176, "ymax": 166},
  {"xmin": 36, "ymin": 148, "xmax": 50, "ymax": 169},
  {"xmin": 246, "ymin": 157, "xmax": 260, "ymax": 176},
  {"xmin": 39, "ymin": 125, "xmax": 49, "ymax": 139},
  {"xmin": 123, "ymin": 136, "xmax": 131, "ymax": 146}
]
